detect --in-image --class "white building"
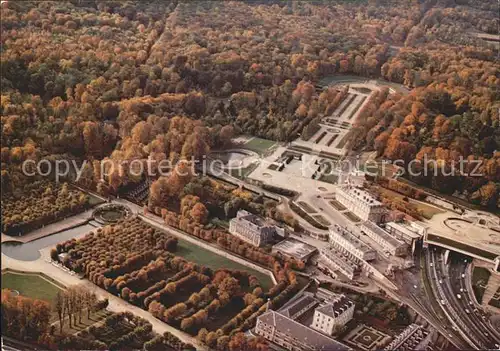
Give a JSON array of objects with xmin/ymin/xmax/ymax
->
[
  {"xmin": 385, "ymin": 221, "xmax": 423, "ymax": 245},
  {"xmin": 319, "ymin": 246, "xmax": 362, "ymax": 280},
  {"xmin": 311, "ymin": 295, "xmax": 355, "ymax": 335},
  {"xmin": 255, "ymin": 310, "xmax": 351, "ymax": 351},
  {"xmin": 329, "ymin": 225, "xmax": 377, "ymax": 261},
  {"xmin": 229, "ymin": 210, "xmax": 283, "ymax": 246},
  {"xmin": 360, "ymin": 222, "xmax": 408, "ymax": 257},
  {"xmin": 336, "ymin": 186, "xmax": 385, "ymax": 223},
  {"xmin": 272, "ymin": 238, "xmax": 317, "ymax": 262}
]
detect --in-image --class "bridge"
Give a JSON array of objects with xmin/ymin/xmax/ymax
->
[{"xmin": 424, "ymin": 232, "xmax": 500, "ymax": 271}]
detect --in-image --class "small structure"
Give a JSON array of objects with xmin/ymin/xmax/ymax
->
[
  {"xmin": 272, "ymin": 238, "xmax": 318, "ymax": 262},
  {"xmin": 229, "ymin": 210, "xmax": 286, "ymax": 247},
  {"xmin": 311, "ymin": 295, "xmax": 355, "ymax": 335},
  {"xmin": 58, "ymin": 252, "xmax": 69, "ymax": 262},
  {"xmin": 93, "ymin": 203, "xmax": 132, "ymax": 224}
]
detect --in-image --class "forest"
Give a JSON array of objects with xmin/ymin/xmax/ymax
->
[{"xmin": 0, "ymin": 0, "xmax": 498, "ymax": 208}]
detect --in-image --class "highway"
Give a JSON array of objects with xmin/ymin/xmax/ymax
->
[
  {"xmin": 418, "ymin": 251, "xmax": 471, "ymax": 349},
  {"xmin": 425, "ymin": 247, "xmax": 499, "ymax": 349},
  {"xmin": 447, "ymin": 253, "xmax": 500, "ymax": 346}
]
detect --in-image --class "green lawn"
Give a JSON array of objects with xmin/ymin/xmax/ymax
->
[
  {"xmin": 329, "ymin": 200, "xmax": 347, "ymax": 211},
  {"xmin": 312, "ymin": 214, "xmax": 331, "ymax": 226},
  {"xmin": 174, "ymin": 240, "xmax": 274, "ymax": 290},
  {"xmin": 243, "ymin": 137, "xmax": 277, "ymax": 155},
  {"xmin": 1, "ymin": 272, "xmax": 64, "ymax": 304}
]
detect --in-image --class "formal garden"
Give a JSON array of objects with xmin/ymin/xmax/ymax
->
[
  {"xmin": 54, "ymin": 217, "xmax": 299, "ymax": 349},
  {"xmin": 1, "ymin": 180, "xmax": 97, "ymax": 236}
]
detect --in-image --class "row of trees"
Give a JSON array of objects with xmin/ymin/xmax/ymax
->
[
  {"xmin": 2, "ymin": 181, "xmax": 89, "ymax": 235},
  {"xmin": 53, "ymin": 286, "xmax": 99, "ymax": 333},
  {"xmin": 1, "ymin": 289, "xmax": 51, "ymax": 342}
]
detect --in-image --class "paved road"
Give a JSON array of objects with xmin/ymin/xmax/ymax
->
[
  {"xmin": 447, "ymin": 254, "xmax": 500, "ymax": 347},
  {"xmin": 425, "ymin": 247, "xmax": 497, "ymax": 349},
  {"xmin": 421, "ymin": 248, "xmax": 472, "ymax": 349}
]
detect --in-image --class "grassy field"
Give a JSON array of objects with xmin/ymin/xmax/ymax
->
[
  {"xmin": 228, "ymin": 162, "xmax": 259, "ymax": 179},
  {"xmin": 1, "ymin": 272, "xmax": 64, "ymax": 304},
  {"xmin": 175, "ymin": 240, "xmax": 274, "ymax": 290},
  {"xmin": 243, "ymin": 137, "xmax": 276, "ymax": 154},
  {"xmin": 88, "ymin": 193, "xmax": 106, "ymax": 207}
]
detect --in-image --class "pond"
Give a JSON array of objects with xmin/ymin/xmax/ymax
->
[{"xmin": 1, "ymin": 224, "xmax": 96, "ymax": 261}]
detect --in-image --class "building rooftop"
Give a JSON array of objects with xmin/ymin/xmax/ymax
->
[
  {"xmin": 383, "ymin": 324, "xmax": 429, "ymax": 351},
  {"xmin": 273, "ymin": 238, "xmax": 318, "ymax": 261},
  {"xmin": 385, "ymin": 222, "xmax": 422, "ymax": 240},
  {"xmin": 329, "ymin": 225, "xmax": 374, "ymax": 254},
  {"xmin": 361, "ymin": 221, "xmax": 407, "ymax": 249},
  {"xmin": 315, "ymin": 295, "xmax": 354, "ymax": 318},
  {"xmin": 258, "ymin": 310, "xmax": 351, "ymax": 351},
  {"xmin": 321, "ymin": 246, "xmax": 361, "ymax": 272},
  {"xmin": 279, "ymin": 293, "xmax": 319, "ymax": 319},
  {"xmin": 339, "ymin": 186, "xmax": 382, "ymax": 207},
  {"xmin": 235, "ymin": 209, "xmax": 268, "ymax": 227}
]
